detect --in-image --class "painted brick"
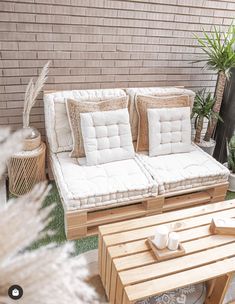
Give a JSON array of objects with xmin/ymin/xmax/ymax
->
[
  {"xmin": 0, "ymin": 0, "xmax": 233, "ymax": 131},
  {"xmin": 0, "ymin": 32, "xmax": 36, "ymax": 41},
  {"xmin": 36, "ymin": 33, "xmax": 70, "ymax": 42},
  {"xmin": 19, "ymin": 42, "xmax": 54, "ymax": 51},
  {"xmin": 37, "ymin": 51, "xmax": 71, "ymax": 59},
  {"xmin": 0, "ymin": 12, "xmax": 35, "ymax": 22},
  {"xmin": 0, "ymin": 22, "xmax": 17, "ymax": 32}
]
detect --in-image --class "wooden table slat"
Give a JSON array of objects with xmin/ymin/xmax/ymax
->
[
  {"xmin": 124, "ymin": 256, "xmax": 235, "ymax": 302},
  {"xmin": 119, "ymin": 242, "xmax": 235, "ymax": 285},
  {"xmin": 103, "ymin": 207, "xmax": 235, "ymax": 246},
  {"xmin": 114, "ymin": 234, "xmax": 235, "ymax": 271},
  {"xmin": 99, "ymin": 200, "xmax": 235, "ymax": 235}
]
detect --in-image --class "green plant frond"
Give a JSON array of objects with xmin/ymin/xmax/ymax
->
[
  {"xmin": 192, "ymin": 89, "xmax": 218, "ymax": 123},
  {"xmin": 194, "ymin": 24, "xmax": 235, "ymax": 74},
  {"xmin": 214, "ymin": 26, "xmax": 222, "ymax": 51}
]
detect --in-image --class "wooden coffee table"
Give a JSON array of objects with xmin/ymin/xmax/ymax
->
[{"xmin": 98, "ymin": 199, "xmax": 235, "ymax": 304}]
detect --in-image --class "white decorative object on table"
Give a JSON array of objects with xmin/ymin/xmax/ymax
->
[
  {"xmin": 153, "ymin": 226, "xmax": 169, "ymax": 249},
  {"xmin": 168, "ymin": 232, "xmax": 180, "ymax": 251}
]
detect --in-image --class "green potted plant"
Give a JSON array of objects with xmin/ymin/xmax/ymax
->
[
  {"xmin": 226, "ymin": 135, "xmax": 235, "ymax": 192},
  {"xmin": 191, "ymin": 89, "xmax": 222, "ymax": 154},
  {"xmin": 194, "ymin": 24, "xmax": 235, "ymax": 153}
]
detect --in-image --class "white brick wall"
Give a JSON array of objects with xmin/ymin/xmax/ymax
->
[{"xmin": 0, "ymin": 0, "xmax": 234, "ymax": 136}]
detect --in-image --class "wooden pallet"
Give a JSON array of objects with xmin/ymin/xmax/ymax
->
[
  {"xmin": 47, "ymin": 146, "xmax": 228, "ymax": 240},
  {"xmin": 98, "ymin": 200, "xmax": 235, "ymax": 304},
  {"xmin": 64, "ymin": 182, "xmax": 228, "ymax": 240}
]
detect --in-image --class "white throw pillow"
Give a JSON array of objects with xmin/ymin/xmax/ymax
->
[
  {"xmin": 148, "ymin": 107, "xmax": 192, "ymax": 157},
  {"xmin": 80, "ymin": 108, "xmax": 135, "ymax": 165}
]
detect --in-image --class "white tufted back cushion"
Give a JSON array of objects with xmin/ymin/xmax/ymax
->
[
  {"xmin": 80, "ymin": 108, "xmax": 135, "ymax": 165},
  {"xmin": 125, "ymin": 87, "xmax": 195, "ymax": 141},
  {"xmin": 148, "ymin": 107, "xmax": 193, "ymax": 156},
  {"xmin": 44, "ymin": 89, "xmax": 126, "ymax": 153}
]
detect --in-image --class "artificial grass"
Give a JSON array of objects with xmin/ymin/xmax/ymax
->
[
  {"xmin": 29, "ymin": 183, "xmax": 235, "ymax": 255},
  {"xmin": 30, "ymin": 182, "xmax": 98, "ymax": 255}
]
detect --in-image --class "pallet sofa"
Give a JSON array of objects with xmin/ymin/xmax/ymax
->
[{"xmin": 44, "ymin": 87, "xmax": 229, "ymax": 240}]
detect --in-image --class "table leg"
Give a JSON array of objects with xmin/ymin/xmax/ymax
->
[
  {"xmin": 122, "ymin": 290, "xmax": 131, "ymax": 304},
  {"xmin": 206, "ymin": 279, "xmax": 216, "ymax": 298},
  {"xmin": 206, "ymin": 273, "xmax": 234, "ymax": 304}
]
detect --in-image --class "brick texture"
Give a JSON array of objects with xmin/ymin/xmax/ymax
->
[{"xmin": 0, "ymin": 0, "xmax": 234, "ymax": 136}]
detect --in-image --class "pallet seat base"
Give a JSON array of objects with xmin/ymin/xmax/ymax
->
[{"xmin": 65, "ymin": 182, "xmax": 228, "ymax": 240}]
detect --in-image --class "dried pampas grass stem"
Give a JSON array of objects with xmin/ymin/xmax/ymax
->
[
  {"xmin": 23, "ymin": 61, "xmax": 50, "ymax": 128},
  {"xmin": 0, "ymin": 128, "xmax": 100, "ymax": 304}
]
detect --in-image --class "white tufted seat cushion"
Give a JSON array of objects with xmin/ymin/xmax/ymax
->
[
  {"xmin": 80, "ymin": 108, "xmax": 135, "ymax": 165},
  {"xmin": 49, "ymin": 151, "xmax": 158, "ymax": 210},
  {"xmin": 148, "ymin": 107, "xmax": 192, "ymax": 156},
  {"xmin": 137, "ymin": 144, "xmax": 229, "ymax": 195},
  {"xmin": 44, "ymin": 89, "xmax": 127, "ymax": 153}
]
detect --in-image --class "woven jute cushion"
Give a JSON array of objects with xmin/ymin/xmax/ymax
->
[
  {"xmin": 135, "ymin": 94, "xmax": 190, "ymax": 152},
  {"xmin": 66, "ymin": 95, "xmax": 129, "ymax": 158}
]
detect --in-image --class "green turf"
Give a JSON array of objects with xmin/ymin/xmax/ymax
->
[
  {"xmin": 29, "ymin": 182, "xmax": 235, "ymax": 255},
  {"xmin": 30, "ymin": 182, "xmax": 98, "ymax": 255},
  {"xmin": 225, "ymin": 191, "xmax": 235, "ymax": 200}
]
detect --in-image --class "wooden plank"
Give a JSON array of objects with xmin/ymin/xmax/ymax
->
[
  {"xmin": 105, "ymin": 250, "xmax": 113, "ymax": 295},
  {"xmin": 163, "ymin": 191, "xmax": 211, "ymax": 211},
  {"xmin": 101, "ymin": 240, "xmax": 107, "ymax": 286},
  {"xmin": 109, "ymin": 265, "xmax": 118, "ymax": 304},
  {"xmin": 206, "ymin": 273, "xmax": 234, "ymax": 304},
  {"xmin": 116, "ymin": 276, "xmax": 124, "ymax": 304},
  {"xmin": 99, "ymin": 199, "xmax": 235, "ymax": 236},
  {"xmin": 212, "ymin": 195, "xmax": 229, "ymax": 203},
  {"xmin": 109, "ymin": 239, "xmax": 149, "ymax": 259},
  {"xmin": 0, "ymin": 176, "xmax": 7, "ymax": 209},
  {"xmin": 207, "ymin": 184, "xmax": 228, "ymax": 203},
  {"xmin": 88, "ymin": 203, "xmax": 147, "ymax": 227},
  {"xmin": 142, "ymin": 197, "xmax": 164, "ymax": 214},
  {"xmin": 113, "ymin": 234, "xmax": 235, "ymax": 272},
  {"xmin": 206, "ymin": 279, "xmax": 216, "ymax": 298},
  {"xmin": 103, "ymin": 208, "xmax": 235, "ymax": 247},
  {"xmin": 108, "ymin": 231, "xmax": 235, "ymax": 260},
  {"xmin": 66, "ymin": 225, "xmax": 87, "ymax": 240},
  {"xmin": 66, "ymin": 210, "xmax": 87, "ymax": 227},
  {"xmin": 122, "ymin": 291, "xmax": 131, "ymax": 304},
  {"xmin": 119, "ymin": 242, "xmax": 235, "ymax": 286},
  {"xmin": 124, "ymin": 256, "xmax": 235, "ymax": 303},
  {"xmin": 98, "ymin": 229, "xmax": 103, "ymax": 281}
]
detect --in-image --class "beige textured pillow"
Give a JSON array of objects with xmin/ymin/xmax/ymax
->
[
  {"xmin": 66, "ymin": 95, "xmax": 129, "ymax": 158},
  {"xmin": 135, "ymin": 94, "xmax": 190, "ymax": 152}
]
